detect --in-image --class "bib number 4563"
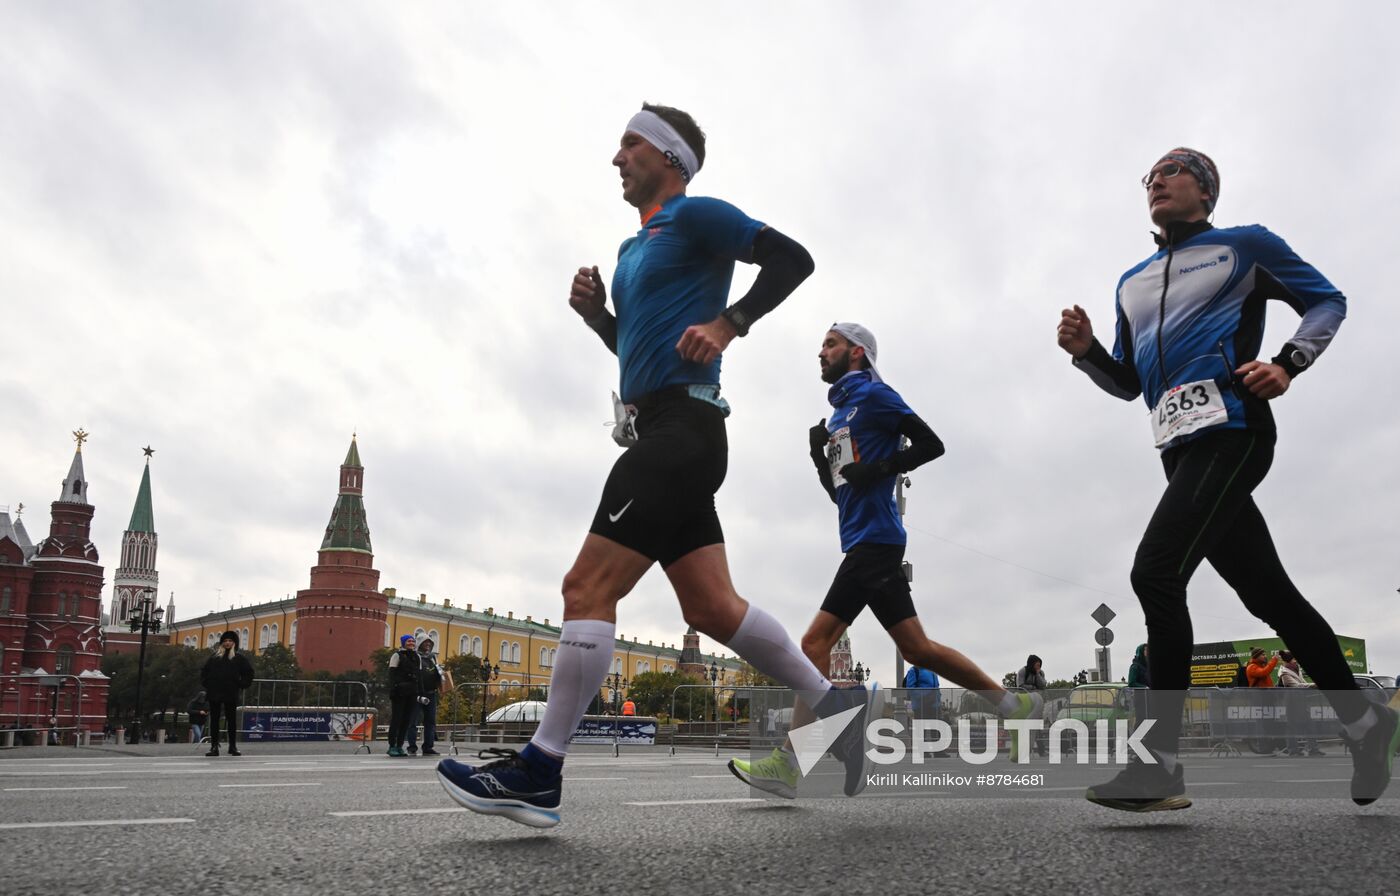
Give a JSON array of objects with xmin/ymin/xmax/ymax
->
[{"xmin": 1150, "ymin": 379, "xmax": 1227, "ymax": 448}]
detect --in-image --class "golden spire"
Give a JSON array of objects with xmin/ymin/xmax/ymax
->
[{"xmin": 73, "ymin": 428, "xmax": 89, "ymax": 452}]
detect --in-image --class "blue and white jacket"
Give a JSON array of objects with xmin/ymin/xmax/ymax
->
[{"xmin": 1075, "ymin": 220, "xmax": 1346, "ymax": 450}]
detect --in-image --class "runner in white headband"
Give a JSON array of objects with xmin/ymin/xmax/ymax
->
[{"xmin": 625, "ymin": 110, "xmax": 701, "ymax": 184}]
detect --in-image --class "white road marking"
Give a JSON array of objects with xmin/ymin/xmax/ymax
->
[
  {"xmin": 0, "ymin": 818, "xmax": 194, "ymax": 830},
  {"xmin": 625, "ymin": 798, "xmax": 763, "ymax": 807},
  {"xmin": 4, "ymin": 786, "xmax": 128, "ymax": 792},
  {"xmin": 218, "ymin": 782, "xmax": 322, "ymax": 788},
  {"xmin": 329, "ymin": 808, "xmax": 467, "ymax": 817}
]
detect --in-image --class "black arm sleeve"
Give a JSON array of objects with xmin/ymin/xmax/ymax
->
[
  {"xmin": 890, "ymin": 413, "xmax": 945, "ymax": 473},
  {"xmin": 585, "ymin": 311, "xmax": 618, "ymax": 355},
  {"xmin": 809, "ymin": 447, "xmax": 837, "ymax": 503},
  {"xmin": 726, "ymin": 227, "xmax": 815, "ymax": 329},
  {"xmin": 1074, "ymin": 334, "xmax": 1141, "ymax": 401}
]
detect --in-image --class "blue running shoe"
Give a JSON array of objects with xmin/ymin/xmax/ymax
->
[{"xmin": 436, "ymin": 748, "xmax": 562, "ymax": 828}]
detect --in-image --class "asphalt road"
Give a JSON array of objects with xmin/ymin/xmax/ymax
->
[{"xmin": 1, "ymin": 741, "xmax": 1396, "ymax": 895}]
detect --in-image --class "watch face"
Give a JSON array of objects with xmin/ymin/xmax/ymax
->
[{"xmin": 1290, "ymin": 349, "xmax": 1308, "ymax": 368}]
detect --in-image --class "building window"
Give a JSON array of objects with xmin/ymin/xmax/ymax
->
[
  {"xmin": 549, "ymin": 648, "xmax": 556, "ymax": 666},
  {"xmin": 2, "ymin": 585, "xmax": 11, "ymax": 614},
  {"xmin": 270, "ymin": 623, "xmax": 278, "ymax": 644},
  {"xmin": 259, "ymin": 625, "xmax": 270, "ymax": 649},
  {"xmin": 384, "ymin": 624, "xmax": 391, "ymax": 647},
  {"xmin": 459, "ymin": 635, "xmax": 470, "ymax": 656},
  {"xmin": 428, "ymin": 629, "xmax": 439, "ymax": 644},
  {"xmin": 55, "ymin": 645, "xmax": 75, "ymax": 674},
  {"xmin": 472, "ymin": 637, "xmax": 482, "ymax": 657},
  {"xmin": 289, "ymin": 621, "xmax": 297, "ymax": 646},
  {"xmin": 511, "ymin": 642, "xmax": 520, "ymax": 664},
  {"xmin": 56, "ymin": 592, "xmax": 66, "ymax": 617},
  {"xmin": 613, "ymin": 657, "xmax": 621, "ymax": 674},
  {"xmin": 540, "ymin": 647, "xmax": 549, "ymax": 667},
  {"xmin": 499, "ymin": 641, "xmax": 508, "ymax": 662},
  {"xmin": 414, "ymin": 627, "xmax": 427, "ymax": 643}
]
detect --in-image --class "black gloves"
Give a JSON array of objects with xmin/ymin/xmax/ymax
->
[
  {"xmin": 809, "ymin": 419, "xmax": 829, "ymax": 456},
  {"xmin": 838, "ymin": 460, "xmax": 890, "ymax": 489}
]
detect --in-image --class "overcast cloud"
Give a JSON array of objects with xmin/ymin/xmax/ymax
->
[{"xmin": 3, "ymin": 2, "xmax": 1397, "ymax": 685}]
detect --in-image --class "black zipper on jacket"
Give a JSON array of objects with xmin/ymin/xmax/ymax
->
[{"xmin": 1156, "ymin": 241, "xmax": 1174, "ymax": 397}]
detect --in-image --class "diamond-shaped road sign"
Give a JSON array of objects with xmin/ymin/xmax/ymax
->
[{"xmin": 1091, "ymin": 603, "xmax": 1116, "ymax": 627}]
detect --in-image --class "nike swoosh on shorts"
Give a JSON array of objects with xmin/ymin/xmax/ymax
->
[{"xmin": 608, "ymin": 499, "xmax": 634, "ymax": 523}]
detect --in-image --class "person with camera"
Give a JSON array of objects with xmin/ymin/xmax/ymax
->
[
  {"xmin": 387, "ymin": 634, "xmax": 428, "ymax": 757},
  {"xmin": 406, "ymin": 637, "xmax": 443, "ymax": 756}
]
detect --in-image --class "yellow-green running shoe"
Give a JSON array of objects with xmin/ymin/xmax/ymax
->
[{"xmin": 728, "ymin": 747, "xmax": 799, "ymax": 799}]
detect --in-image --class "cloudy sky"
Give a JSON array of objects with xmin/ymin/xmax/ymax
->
[{"xmin": 3, "ymin": 2, "xmax": 1396, "ymax": 685}]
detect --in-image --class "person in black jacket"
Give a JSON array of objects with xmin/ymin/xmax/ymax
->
[
  {"xmin": 187, "ymin": 690, "xmax": 210, "ymax": 744},
  {"xmin": 406, "ymin": 637, "xmax": 443, "ymax": 756},
  {"xmin": 200, "ymin": 631, "xmax": 254, "ymax": 757},
  {"xmin": 386, "ymin": 635, "xmax": 425, "ymax": 757}
]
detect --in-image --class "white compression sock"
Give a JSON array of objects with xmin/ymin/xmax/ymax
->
[
  {"xmin": 1343, "ymin": 706, "xmax": 1379, "ymax": 742},
  {"xmin": 530, "ymin": 619, "xmax": 616, "ymax": 757},
  {"xmin": 724, "ymin": 604, "xmax": 832, "ymax": 693}
]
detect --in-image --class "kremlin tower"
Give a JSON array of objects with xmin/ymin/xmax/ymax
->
[
  {"xmin": 293, "ymin": 436, "xmax": 388, "ymax": 673},
  {"xmin": 104, "ymin": 447, "xmax": 164, "ymax": 656}
]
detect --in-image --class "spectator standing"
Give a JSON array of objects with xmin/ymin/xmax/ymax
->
[
  {"xmin": 200, "ymin": 632, "xmax": 254, "ymax": 757},
  {"xmin": 1016, "ymin": 655, "xmax": 1047, "ymax": 691},
  {"xmin": 1246, "ymin": 647, "xmax": 1279, "ymax": 687},
  {"xmin": 406, "ymin": 637, "xmax": 443, "ymax": 756},
  {"xmin": 1279, "ymin": 650, "xmax": 1324, "ymax": 757},
  {"xmin": 187, "ymin": 690, "xmax": 210, "ymax": 744},
  {"xmin": 387, "ymin": 635, "xmax": 424, "ymax": 757}
]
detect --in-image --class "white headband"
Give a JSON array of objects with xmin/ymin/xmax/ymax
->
[
  {"xmin": 830, "ymin": 322, "xmax": 883, "ymax": 383},
  {"xmin": 625, "ymin": 110, "xmax": 700, "ymax": 183}
]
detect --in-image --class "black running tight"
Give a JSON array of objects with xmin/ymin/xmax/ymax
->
[{"xmin": 1129, "ymin": 430, "xmax": 1366, "ymax": 750}]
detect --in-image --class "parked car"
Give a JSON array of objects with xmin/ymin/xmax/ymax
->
[
  {"xmin": 1354, "ymin": 675, "xmax": 1397, "ymax": 706},
  {"xmin": 1055, "ymin": 682, "xmax": 1130, "ymax": 725}
]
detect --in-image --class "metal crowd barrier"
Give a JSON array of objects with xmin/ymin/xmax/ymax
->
[
  {"xmin": 441, "ymin": 682, "xmax": 546, "ymax": 753},
  {"xmin": 216, "ymin": 678, "xmax": 375, "ymax": 753},
  {"xmin": 0, "ymin": 673, "xmax": 89, "ymax": 748}
]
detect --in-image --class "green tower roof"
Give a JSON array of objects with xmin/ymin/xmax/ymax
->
[
  {"xmin": 127, "ymin": 461, "xmax": 155, "ymax": 533},
  {"xmin": 321, "ymin": 493, "xmax": 372, "ymax": 552},
  {"xmin": 344, "ymin": 436, "xmax": 362, "ymax": 468}
]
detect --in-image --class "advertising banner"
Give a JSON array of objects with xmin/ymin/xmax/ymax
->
[
  {"xmin": 570, "ymin": 715, "xmax": 657, "ymax": 745},
  {"xmin": 241, "ymin": 709, "xmax": 371, "ymax": 741},
  {"xmin": 1189, "ymin": 634, "xmax": 1366, "ymax": 686}
]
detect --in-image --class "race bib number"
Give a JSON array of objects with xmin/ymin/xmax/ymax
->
[
  {"xmin": 827, "ymin": 426, "xmax": 854, "ymax": 487},
  {"xmin": 611, "ymin": 391, "xmax": 638, "ymax": 447},
  {"xmin": 1150, "ymin": 379, "xmax": 1227, "ymax": 447}
]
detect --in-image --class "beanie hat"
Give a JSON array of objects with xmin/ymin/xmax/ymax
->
[
  {"xmin": 1158, "ymin": 147, "xmax": 1220, "ymax": 213},
  {"xmin": 1250, "ymin": 646, "xmax": 1267, "ymax": 659},
  {"xmin": 219, "ymin": 630, "xmax": 239, "ymax": 648},
  {"xmin": 400, "ymin": 634, "xmax": 415, "ymax": 647}
]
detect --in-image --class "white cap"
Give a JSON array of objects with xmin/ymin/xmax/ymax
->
[{"xmin": 829, "ymin": 322, "xmax": 882, "ymax": 383}]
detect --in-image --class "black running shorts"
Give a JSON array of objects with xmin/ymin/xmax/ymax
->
[
  {"xmin": 589, "ymin": 387, "xmax": 728, "ymax": 568},
  {"xmin": 820, "ymin": 542, "xmax": 916, "ymax": 629}
]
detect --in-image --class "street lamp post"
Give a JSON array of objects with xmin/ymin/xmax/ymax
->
[
  {"xmin": 708, "ymin": 661, "xmax": 720, "ymax": 725},
  {"xmin": 128, "ymin": 589, "xmax": 165, "ymax": 744},
  {"xmin": 852, "ymin": 661, "xmax": 867, "ymax": 687},
  {"xmin": 605, "ymin": 672, "xmax": 628, "ymax": 714},
  {"xmin": 478, "ymin": 659, "xmax": 499, "ymax": 727}
]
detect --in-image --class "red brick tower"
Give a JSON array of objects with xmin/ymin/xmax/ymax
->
[
  {"xmin": 7, "ymin": 430, "xmax": 111, "ymax": 733},
  {"xmin": 293, "ymin": 436, "xmax": 387, "ymax": 674}
]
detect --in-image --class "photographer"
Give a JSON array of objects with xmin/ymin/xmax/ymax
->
[
  {"xmin": 386, "ymin": 635, "xmax": 426, "ymax": 757},
  {"xmin": 406, "ymin": 637, "xmax": 443, "ymax": 756}
]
